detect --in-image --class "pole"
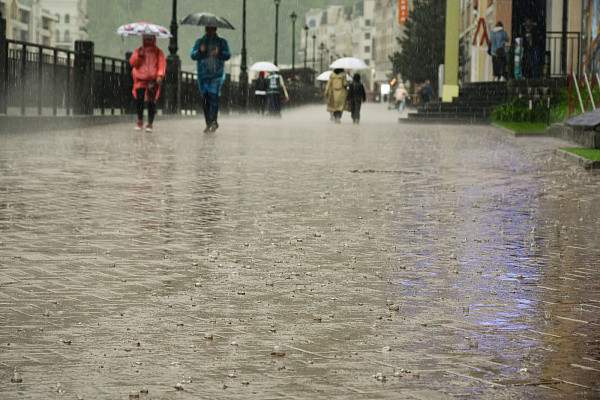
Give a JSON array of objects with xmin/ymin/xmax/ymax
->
[
  {"xmin": 312, "ymin": 34, "xmax": 316, "ymax": 72},
  {"xmin": 442, "ymin": 0, "xmax": 460, "ymax": 102},
  {"xmin": 303, "ymin": 25, "xmax": 308, "ymax": 73},
  {"xmin": 291, "ymin": 12, "xmax": 297, "ymax": 81},
  {"xmin": 0, "ymin": 11, "xmax": 6, "ymax": 114},
  {"xmin": 240, "ymin": 0, "xmax": 248, "ymax": 85},
  {"xmin": 561, "ymin": 0, "xmax": 568, "ymax": 76},
  {"xmin": 274, "ymin": 0, "xmax": 280, "ymax": 65},
  {"xmin": 166, "ymin": 0, "xmax": 181, "ymax": 114}
]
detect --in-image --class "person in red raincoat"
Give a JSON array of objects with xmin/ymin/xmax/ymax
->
[{"xmin": 129, "ymin": 34, "xmax": 166, "ymax": 132}]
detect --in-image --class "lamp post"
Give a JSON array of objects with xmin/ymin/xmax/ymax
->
[
  {"xmin": 319, "ymin": 42, "xmax": 325, "ymax": 73},
  {"xmin": 290, "ymin": 12, "xmax": 297, "ymax": 82},
  {"xmin": 273, "ymin": 0, "xmax": 280, "ymax": 65},
  {"xmin": 312, "ymin": 34, "xmax": 316, "ymax": 72},
  {"xmin": 165, "ymin": 0, "xmax": 181, "ymax": 114},
  {"xmin": 303, "ymin": 24, "xmax": 309, "ymax": 73},
  {"xmin": 239, "ymin": 0, "xmax": 248, "ymax": 85}
]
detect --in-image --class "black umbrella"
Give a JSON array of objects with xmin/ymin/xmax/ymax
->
[{"xmin": 180, "ymin": 12, "xmax": 235, "ymax": 30}]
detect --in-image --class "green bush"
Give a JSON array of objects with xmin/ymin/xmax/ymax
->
[{"xmin": 491, "ymin": 98, "xmax": 548, "ymax": 123}]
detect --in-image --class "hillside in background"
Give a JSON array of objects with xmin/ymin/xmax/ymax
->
[{"xmin": 88, "ymin": 0, "xmax": 356, "ymax": 70}]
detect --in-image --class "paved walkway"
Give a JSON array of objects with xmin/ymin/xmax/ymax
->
[{"xmin": 1, "ymin": 104, "xmax": 599, "ymax": 399}]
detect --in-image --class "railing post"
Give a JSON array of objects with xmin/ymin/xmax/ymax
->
[
  {"xmin": 123, "ymin": 51, "xmax": 135, "ymax": 114},
  {"xmin": 165, "ymin": 55, "xmax": 181, "ymax": 114},
  {"xmin": 0, "ymin": 11, "xmax": 6, "ymax": 114},
  {"xmin": 74, "ymin": 40, "xmax": 94, "ymax": 115}
]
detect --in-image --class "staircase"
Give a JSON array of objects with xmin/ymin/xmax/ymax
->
[{"xmin": 402, "ymin": 81, "xmax": 508, "ymax": 124}]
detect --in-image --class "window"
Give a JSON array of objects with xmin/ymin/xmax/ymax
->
[
  {"xmin": 20, "ymin": 30, "xmax": 28, "ymax": 42},
  {"xmin": 364, "ymin": 46, "xmax": 370, "ymax": 52},
  {"xmin": 365, "ymin": 19, "xmax": 371, "ymax": 26},
  {"xmin": 64, "ymin": 30, "xmax": 70, "ymax": 42},
  {"xmin": 365, "ymin": 33, "xmax": 370, "ymax": 39},
  {"xmin": 56, "ymin": 13, "xmax": 60, "ymax": 23},
  {"xmin": 364, "ymin": 59, "xmax": 370, "ymax": 66},
  {"xmin": 56, "ymin": 30, "xmax": 60, "ymax": 42},
  {"xmin": 65, "ymin": 14, "xmax": 70, "ymax": 24}
]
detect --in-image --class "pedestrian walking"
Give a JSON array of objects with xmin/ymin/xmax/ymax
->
[
  {"xmin": 265, "ymin": 70, "xmax": 289, "ymax": 117},
  {"xmin": 521, "ymin": 18, "xmax": 543, "ymax": 79},
  {"xmin": 394, "ymin": 83, "xmax": 409, "ymax": 114},
  {"xmin": 490, "ymin": 22, "xmax": 509, "ymax": 81},
  {"xmin": 418, "ymin": 80, "xmax": 434, "ymax": 110},
  {"xmin": 190, "ymin": 26, "xmax": 232, "ymax": 133},
  {"xmin": 253, "ymin": 71, "xmax": 268, "ymax": 115},
  {"xmin": 347, "ymin": 73, "xmax": 366, "ymax": 124},
  {"xmin": 129, "ymin": 34, "xmax": 167, "ymax": 132},
  {"xmin": 324, "ymin": 68, "xmax": 348, "ymax": 123}
]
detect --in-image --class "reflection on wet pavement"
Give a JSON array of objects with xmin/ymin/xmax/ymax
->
[{"xmin": 0, "ymin": 104, "xmax": 599, "ymax": 399}]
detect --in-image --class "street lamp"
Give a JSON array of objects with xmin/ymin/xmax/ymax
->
[
  {"xmin": 303, "ymin": 24, "xmax": 309, "ymax": 73},
  {"xmin": 239, "ymin": 0, "xmax": 248, "ymax": 86},
  {"xmin": 319, "ymin": 42, "xmax": 325, "ymax": 73},
  {"xmin": 166, "ymin": 0, "xmax": 181, "ymax": 114},
  {"xmin": 274, "ymin": 0, "xmax": 280, "ymax": 65},
  {"xmin": 312, "ymin": 34, "xmax": 316, "ymax": 73},
  {"xmin": 290, "ymin": 12, "xmax": 297, "ymax": 81}
]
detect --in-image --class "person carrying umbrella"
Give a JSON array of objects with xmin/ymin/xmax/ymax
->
[
  {"xmin": 190, "ymin": 26, "xmax": 231, "ymax": 133},
  {"xmin": 324, "ymin": 69, "xmax": 349, "ymax": 123},
  {"xmin": 129, "ymin": 34, "xmax": 167, "ymax": 132},
  {"xmin": 265, "ymin": 69, "xmax": 289, "ymax": 117}
]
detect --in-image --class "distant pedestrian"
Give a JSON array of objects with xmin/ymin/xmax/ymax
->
[
  {"xmin": 394, "ymin": 83, "xmax": 409, "ymax": 114},
  {"xmin": 513, "ymin": 37, "xmax": 523, "ymax": 79},
  {"xmin": 419, "ymin": 80, "xmax": 434, "ymax": 110},
  {"xmin": 347, "ymin": 73, "xmax": 366, "ymax": 124},
  {"xmin": 521, "ymin": 18, "xmax": 543, "ymax": 79},
  {"xmin": 325, "ymin": 68, "xmax": 348, "ymax": 123},
  {"xmin": 266, "ymin": 70, "xmax": 289, "ymax": 117},
  {"xmin": 253, "ymin": 71, "xmax": 268, "ymax": 115},
  {"xmin": 129, "ymin": 34, "xmax": 166, "ymax": 132},
  {"xmin": 490, "ymin": 22, "xmax": 509, "ymax": 81},
  {"xmin": 191, "ymin": 26, "xmax": 232, "ymax": 133}
]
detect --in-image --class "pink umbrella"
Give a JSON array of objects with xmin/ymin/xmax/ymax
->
[{"xmin": 116, "ymin": 22, "xmax": 172, "ymax": 39}]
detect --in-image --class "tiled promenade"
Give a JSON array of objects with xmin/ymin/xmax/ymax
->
[{"xmin": 1, "ymin": 104, "xmax": 599, "ymax": 399}]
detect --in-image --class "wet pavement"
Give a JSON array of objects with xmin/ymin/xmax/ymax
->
[{"xmin": 1, "ymin": 104, "xmax": 599, "ymax": 399}]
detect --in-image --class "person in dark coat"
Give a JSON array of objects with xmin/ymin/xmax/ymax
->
[
  {"xmin": 521, "ymin": 18, "xmax": 543, "ymax": 79},
  {"xmin": 347, "ymin": 73, "xmax": 366, "ymax": 124},
  {"xmin": 253, "ymin": 71, "xmax": 268, "ymax": 115}
]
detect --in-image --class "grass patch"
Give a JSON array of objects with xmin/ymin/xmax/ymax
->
[
  {"xmin": 494, "ymin": 121, "xmax": 548, "ymax": 132},
  {"xmin": 561, "ymin": 148, "xmax": 600, "ymax": 161}
]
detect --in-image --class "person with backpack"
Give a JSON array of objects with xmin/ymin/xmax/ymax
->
[
  {"xmin": 266, "ymin": 70, "xmax": 289, "ymax": 117},
  {"xmin": 324, "ymin": 68, "xmax": 349, "ymax": 123},
  {"xmin": 490, "ymin": 21, "xmax": 510, "ymax": 81},
  {"xmin": 347, "ymin": 73, "xmax": 366, "ymax": 124},
  {"xmin": 254, "ymin": 71, "xmax": 268, "ymax": 115}
]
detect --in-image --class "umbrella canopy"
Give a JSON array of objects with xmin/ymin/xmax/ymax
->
[
  {"xmin": 316, "ymin": 70, "xmax": 352, "ymax": 82},
  {"xmin": 329, "ymin": 57, "xmax": 369, "ymax": 70},
  {"xmin": 180, "ymin": 12, "xmax": 235, "ymax": 30},
  {"xmin": 116, "ymin": 21, "xmax": 172, "ymax": 38},
  {"xmin": 250, "ymin": 62, "xmax": 279, "ymax": 72}
]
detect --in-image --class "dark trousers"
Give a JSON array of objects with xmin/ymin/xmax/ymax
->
[
  {"xmin": 525, "ymin": 47, "xmax": 541, "ymax": 79},
  {"xmin": 350, "ymin": 98, "xmax": 362, "ymax": 121},
  {"xmin": 202, "ymin": 92, "xmax": 219, "ymax": 126},
  {"xmin": 256, "ymin": 95, "xmax": 266, "ymax": 114},
  {"xmin": 136, "ymin": 88, "xmax": 156, "ymax": 124},
  {"xmin": 268, "ymin": 93, "xmax": 281, "ymax": 115},
  {"xmin": 492, "ymin": 55, "xmax": 507, "ymax": 79}
]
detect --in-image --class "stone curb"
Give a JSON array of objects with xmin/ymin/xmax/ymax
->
[
  {"xmin": 553, "ymin": 148, "xmax": 600, "ymax": 169},
  {"xmin": 491, "ymin": 122, "xmax": 546, "ymax": 137},
  {"xmin": 0, "ymin": 114, "xmax": 199, "ymax": 135}
]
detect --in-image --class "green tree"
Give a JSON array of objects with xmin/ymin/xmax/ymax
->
[{"xmin": 390, "ymin": 0, "xmax": 446, "ymax": 89}]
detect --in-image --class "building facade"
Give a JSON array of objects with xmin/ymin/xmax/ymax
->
[
  {"xmin": 40, "ymin": 0, "xmax": 87, "ymax": 50},
  {"xmin": 1, "ymin": 0, "xmax": 56, "ymax": 45}
]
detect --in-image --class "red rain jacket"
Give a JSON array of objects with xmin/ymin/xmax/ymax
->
[{"xmin": 129, "ymin": 36, "xmax": 166, "ymax": 102}]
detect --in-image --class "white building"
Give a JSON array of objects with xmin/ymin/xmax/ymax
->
[
  {"xmin": 40, "ymin": 0, "xmax": 88, "ymax": 50},
  {"xmin": 1, "ymin": 0, "xmax": 56, "ymax": 45}
]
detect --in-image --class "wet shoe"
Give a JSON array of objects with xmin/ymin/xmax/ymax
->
[
  {"xmin": 203, "ymin": 126, "xmax": 211, "ymax": 133},
  {"xmin": 145, "ymin": 123, "xmax": 153, "ymax": 132},
  {"xmin": 135, "ymin": 120, "xmax": 143, "ymax": 130},
  {"xmin": 209, "ymin": 122, "xmax": 219, "ymax": 132}
]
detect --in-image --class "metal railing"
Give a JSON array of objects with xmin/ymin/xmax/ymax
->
[{"xmin": 545, "ymin": 31, "xmax": 581, "ymax": 78}]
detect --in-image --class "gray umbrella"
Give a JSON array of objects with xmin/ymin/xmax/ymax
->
[{"xmin": 180, "ymin": 12, "xmax": 235, "ymax": 30}]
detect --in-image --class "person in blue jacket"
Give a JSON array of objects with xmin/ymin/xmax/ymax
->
[
  {"xmin": 190, "ymin": 26, "xmax": 231, "ymax": 133},
  {"xmin": 490, "ymin": 21, "xmax": 510, "ymax": 81}
]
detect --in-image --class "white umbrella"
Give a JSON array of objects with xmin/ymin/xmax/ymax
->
[
  {"xmin": 316, "ymin": 70, "xmax": 352, "ymax": 82},
  {"xmin": 250, "ymin": 61, "xmax": 279, "ymax": 72},
  {"xmin": 116, "ymin": 21, "xmax": 173, "ymax": 38},
  {"xmin": 329, "ymin": 57, "xmax": 369, "ymax": 70}
]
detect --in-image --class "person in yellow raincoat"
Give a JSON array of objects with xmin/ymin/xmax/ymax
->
[{"xmin": 324, "ymin": 68, "xmax": 348, "ymax": 123}]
